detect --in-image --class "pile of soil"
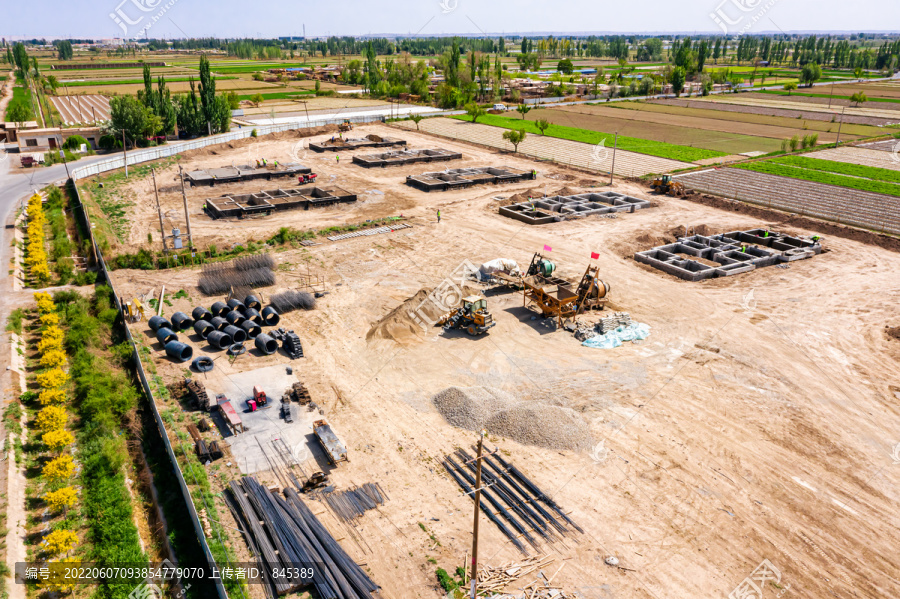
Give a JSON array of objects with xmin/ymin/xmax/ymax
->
[
  {"xmin": 366, "ymin": 289, "xmax": 445, "ymax": 345},
  {"xmin": 366, "ymin": 284, "xmax": 479, "ymax": 345},
  {"xmin": 886, "ymin": 326, "xmax": 900, "ymax": 342}
]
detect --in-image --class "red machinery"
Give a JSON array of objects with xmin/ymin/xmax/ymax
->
[
  {"xmin": 253, "ymin": 386, "xmax": 268, "ymax": 407},
  {"xmin": 298, "ymin": 173, "xmax": 318, "ymax": 185}
]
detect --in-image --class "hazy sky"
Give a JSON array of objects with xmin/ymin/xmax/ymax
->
[{"xmin": 3, "ymin": 0, "xmax": 899, "ymax": 40}]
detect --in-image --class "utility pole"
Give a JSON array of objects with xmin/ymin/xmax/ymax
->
[
  {"xmin": 609, "ymin": 132, "xmax": 618, "ymax": 186},
  {"xmin": 469, "ymin": 431, "xmax": 486, "ymax": 599},
  {"xmin": 179, "ymin": 165, "xmax": 193, "ymax": 247},
  {"xmin": 835, "ymin": 107, "xmax": 845, "ymax": 145},
  {"xmin": 828, "ymin": 81, "xmax": 835, "ymax": 108},
  {"xmin": 122, "ymin": 129, "xmax": 128, "ymax": 177},
  {"xmin": 152, "ymin": 169, "xmax": 167, "ymax": 251}
]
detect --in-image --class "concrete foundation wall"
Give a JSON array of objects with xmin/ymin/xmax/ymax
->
[
  {"xmin": 205, "ymin": 185, "xmax": 357, "ymax": 219},
  {"xmin": 498, "ymin": 191, "xmax": 650, "ymax": 225},
  {"xmin": 635, "ymin": 229, "xmax": 822, "ymax": 280},
  {"xmin": 407, "ymin": 165, "xmax": 535, "ymax": 192}
]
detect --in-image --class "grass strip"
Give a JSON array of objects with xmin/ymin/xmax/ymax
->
[
  {"xmin": 769, "ymin": 154, "xmax": 900, "ymax": 184},
  {"xmin": 61, "ymin": 76, "xmax": 238, "ymax": 86},
  {"xmin": 452, "ymin": 113, "xmax": 726, "ymax": 162},
  {"xmin": 758, "ymin": 89, "xmax": 900, "ymax": 104},
  {"xmin": 235, "ymin": 90, "xmax": 316, "ymax": 101},
  {"xmin": 733, "ymin": 160, "xmax": 900, "ymax": 197}
]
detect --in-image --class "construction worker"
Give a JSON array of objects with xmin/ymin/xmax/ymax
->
[
  {"xmin": 532, "ymin": 169, "xmax": 536, "ymax": 178},
  {"xmin": 273, "ymin": 160, "xmax": 278, "ymax": 167},
  {"xmin": 437, "ymin": 209, "xmax": 441, "ymax": 223},
  {"xmin": 336, "ymin": 155, "xmax": 340, "ymax": 163}
]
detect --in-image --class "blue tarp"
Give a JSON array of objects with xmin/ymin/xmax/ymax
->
[{"xmin": 582, "ymin": 323, "xmax": 651, "ymax": 349}]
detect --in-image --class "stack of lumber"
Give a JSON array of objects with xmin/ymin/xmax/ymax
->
[
  {"xmin": 225, "ymin": 476, "xmax": 380, "ymax": 598},
  {"xmin": 477, "ymin": 556, "xmax": 577, "ymax": 598},
  {"xmin": 475, "ymin": 555, "xmax": 555, "ymax": 593}
]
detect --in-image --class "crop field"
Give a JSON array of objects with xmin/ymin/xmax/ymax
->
[
  {"xmin": 62, "ymin": 76, "xmax": 239, "ymax": 87},
  {"xmin": 50, "ymin": 94, "xmax": 111, "ymax": 124},
  {"xmin": 397, "ymin": 116, "xmax": 692, "ymax": 175},
  {"xmin": 733, "ymin": 155, "xmax": 900, "ymax": 197},
  {"xmin": 516, "ymin": 105, "xmax": 781, "ymax": 154},
  {"xmin": 660, "ymin": 97, "xmax": 896, "ymax": 127},
  {"xmin": 695, "ymin": 94, "xmax": 900, "ymax": 120},
  {"xmin": 604, "ymin": 100, "xmax": 886, "ymax": 138},
  {"xmin": 761, "ymin": 81, "xmax": 900, "ymax": 103},
  {"xmin": 68, "ymin": 78, "xmax": 279, "ymax": 95},
  {"xmin": 677, "ymin": 167, "xmax": 900, "ymax": 234},
  {"xmin": 452, "ymin": 113, "xmax": 725, "ymax": 162}
]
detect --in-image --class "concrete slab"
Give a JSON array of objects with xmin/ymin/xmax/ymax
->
[{"xmin": 215, "ymin": 364, "xmax": 324, "ymax": 475}]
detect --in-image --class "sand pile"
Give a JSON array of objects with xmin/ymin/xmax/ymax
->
[
  {"xmin": 554, "ymin": 186, "xmax": 581, "ymax": 196},
  {"xmin": 432, "ymin": 386, "xmax": 591, "ymax": 451},
  {"xmin": 366, "ymin": 289, "xmax": 445, "ymax": 344},
  {"xmin": 367, "ymin": 285, "xmax": 479, "ymax": 344},
  {"xmin": 504, "ymin": 188, "xmax": 546, "ymax": 205}
]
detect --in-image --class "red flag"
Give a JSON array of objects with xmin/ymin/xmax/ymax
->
[
  {"xmin": 591, "ymin": 251, "xmax": 600, "ymax": 260},
  {"xmin": 543, "ymin": 244, "xmax": 552, "ymax": 252}
]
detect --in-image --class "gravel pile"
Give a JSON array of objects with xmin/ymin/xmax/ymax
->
[
  {"xmin": 432, "ymin": 386, "xmax": 591, "ymax": 451},
  {"xmin": 486, "ymin": 405, "xmax": 592, "ymax": 451},
  {"xmin": 431, "ymin": 386, "xmax": 516, "ymax": 430}
]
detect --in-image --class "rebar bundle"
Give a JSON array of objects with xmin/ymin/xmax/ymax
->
[
  {"xmin": 442, "ymin": 450, "xmax": 583, "ymax": 556},
  {"xmin": 225, "ymin": 476, "xmax": 380, "ymax": 599},
  {"xmin": 269, "ymin": 290, "xmax": 316, "ymax": 312},
  {"xmin": 198, "ymin": 256, "xmax": 276, "ymax": 296},
  {"xmin": 231, "ymin": 254, "xmax": 275, "ymax": 271},
  {"xmin": 320, "ymin": 483, "xmax": 388, "ymax": 523}
]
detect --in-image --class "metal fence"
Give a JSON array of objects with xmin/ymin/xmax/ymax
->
[
  {"xmin": 71, "ymin": 112, "xmax": 394, "ymax": 181},
  {"xmin": 69, "ymin": 181, "xmax": 230, "ymax": 599}
]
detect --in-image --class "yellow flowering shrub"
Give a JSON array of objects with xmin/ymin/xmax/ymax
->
[
  {"xmin": 34, "ymin": 292, "xmax": 55, "ymax": 314},
  {"xmin": 42, "ymin": 455, "xmax": 74, "ymax": 481},
  {"xmin": 39, "ymin": 313, "xmax": 60, "ymax": 327},
  {"xmin": 39, "ymin": 349, "xmax": 68, "ymax": 369},
  {"xmin": 44, "ymin": 529, "xmax": 78, "ymax": 555},
  {"xmin": 44, "ymin": 487, "xmax": 77, "ymax": 511},
  {"xmin": 36, "ymin": 406, "xmax": 68, "ymax": 432},
  {"xmin": 42, "ymin": 429, "xmax": 74, "ymax": 452},
  {"xmin": 36, "ymin": 368, "xmax": 68, "ymax": 390},
  {"xmin": 40, "ymin": 558, "xmax": 77, "ymax": 593},
  {"xmin": 38, "ymin": 388, "xmax": 66, "ymax": 406},
  {"xmin": 37, "ymin": 326, "xmax": 64, "ymax": 353}
]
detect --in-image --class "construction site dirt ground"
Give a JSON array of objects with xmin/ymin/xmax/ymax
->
[
  {"xmin": 105, "ymin": 129, "xmax": 900, "ymax": 599},
  {"xmin": 92, "ymin": 123, "xmax": 609, "ymax": 254}
]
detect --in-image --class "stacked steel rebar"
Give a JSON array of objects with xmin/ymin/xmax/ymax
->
[
  {"xmin": 320, "ymin": 484, "xmax": 388, "ymax": 523},
  {"xmin": 442, "ymin": 450, "xmax": 582, "ymax": 555},
  {"xmin": 198, "ymin": 255, "xmax": 276, "ymax": 296},
  {"xmin": 269, "ymin": 290, "xmax": 316, "ymax": 313},
  {"xmin": 225, "ymin": 476, "xmax": 380, "ymax": 599}
]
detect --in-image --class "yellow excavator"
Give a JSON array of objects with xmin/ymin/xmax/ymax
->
[
  {"xmin": 650, "ymin": 174, "xmax": 685, "ymax": 196},
  {"xmin": 439, "ymin": 295, "xmax": 495, "ymax": 336}
]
